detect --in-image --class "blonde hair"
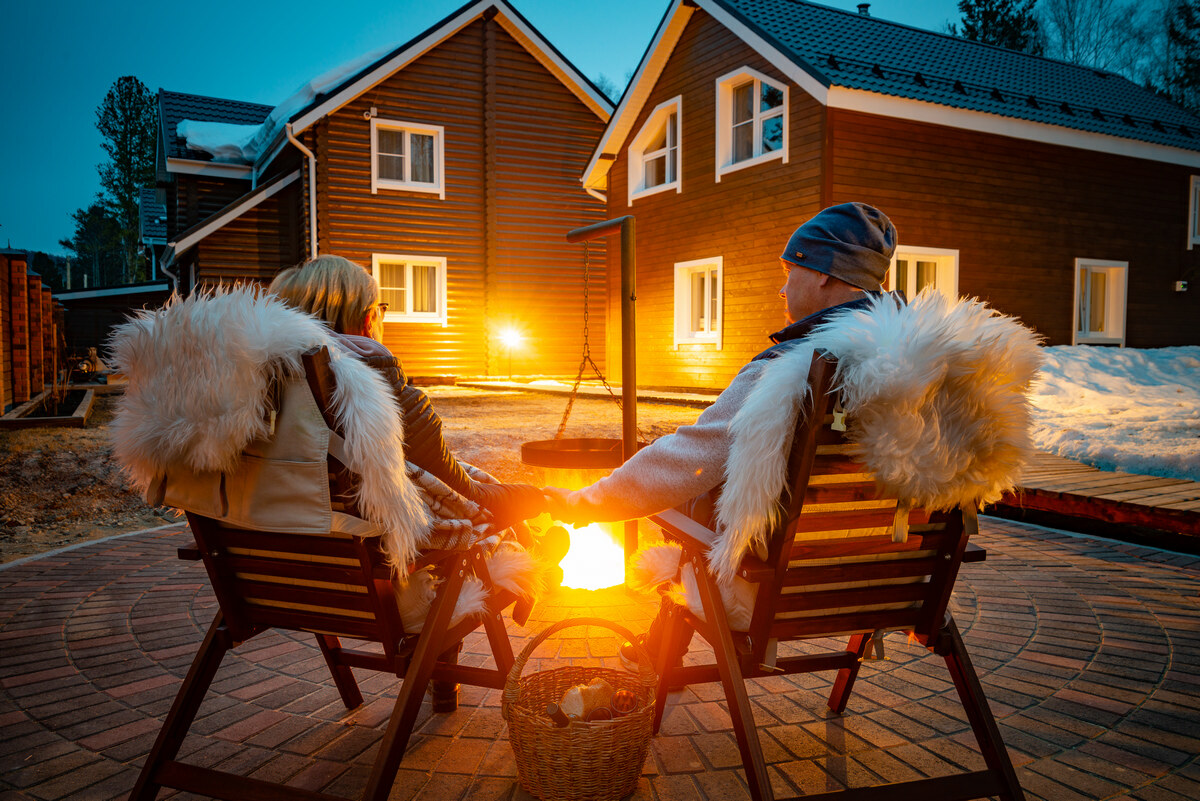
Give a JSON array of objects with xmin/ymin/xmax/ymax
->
[{"xmin": 269, "ymin": 255, "xmax": 379, "ymax": 335}]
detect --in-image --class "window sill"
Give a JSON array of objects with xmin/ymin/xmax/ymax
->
[
  {"xmin": 674, "ymin": 335, "xmax": 721, "ymax": 349},
  {"xmin": 716, "ymin": 149, "xmax": 785, "ymax": 182},
  {"xmin": 1075, "ymin": 335, "xmax": 1125, "ymax": 347},
  {"xmin": 372, "ymin": 180, "xmax": 445, "ymax": 198},
  {"xmin": 384, "ymin": 314, "xmax": 448, "ymax": 327},
  {"xmin": 630, "ymin": 181, "xmax": 681, "ymax": 204}
]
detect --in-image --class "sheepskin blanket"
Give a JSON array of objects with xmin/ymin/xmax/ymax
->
[
  {"xmin": 642, "ymin": 290, "xmax": 1043, "ymax": 592},
  {"xmin": 108, "ymin": 287, "xmax": 431, "ymax": 571}
]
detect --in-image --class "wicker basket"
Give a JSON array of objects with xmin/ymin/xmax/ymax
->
[{"xmin": 502, "ymin": 617, "xmax": 656, "ymax": 801}]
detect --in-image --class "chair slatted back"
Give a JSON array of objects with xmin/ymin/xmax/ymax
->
[
  {"xmin": 749, "ymin": 354, "xmax": 968, "ymax": 658},
  {"xmin": 187, "ymin": 348, "xmax": 407, "ymax": 651}
]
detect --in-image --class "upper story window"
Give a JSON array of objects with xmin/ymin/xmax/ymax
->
[
  {"xmin": 1073, "ymin": 258, "xmax": 1127, "ymax": 346},
  {"xmin": 715, "ymin": 68, "xmax": 787, "ymax": 182},
  {"xmin": 371, "ymin": 254, "xmax": 448, "ymax": 326},
  {"xmin": 887, "ymin": 247, "xmax": 959, "ymax": 301},
  {"xmin": 1190, "ymin": 175, "xmax": 1199, "ymax": 249},
  {"xmin": 371, "ymin": 118, "xmax": 445, "ymax": 199},
  {"xmin": 628, "ymin": 97, "xmax": 682, "ymax": 204},
  {"xmin": 674, "ymin": 257, "xmax": 722, "ymax": 348}
]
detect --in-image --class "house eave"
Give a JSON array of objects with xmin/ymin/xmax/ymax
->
[
  {"xmin": 165, "ymin": 157, "xmax": 253, "ymax": 179},
  {"xmin": 167, "ymin": 169, "xmax": 301, "ymax": 259},
  {"xmin": 289, "ymin": 0, "xmax": 611, "ymax": 138}
]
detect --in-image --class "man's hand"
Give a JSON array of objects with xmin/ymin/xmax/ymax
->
[{"xmin": 543, "ymin": 487, "xmax": 595, "ymax": 527}]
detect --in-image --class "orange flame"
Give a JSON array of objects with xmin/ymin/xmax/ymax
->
[{"xmin": 558, "ymin": 522, "xmax": 625, "ymax": 590}]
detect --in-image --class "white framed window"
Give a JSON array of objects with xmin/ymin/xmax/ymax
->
[
  {"xmin": 1189, "ymin": 175, "xmax": 1199, "ymax": 249},
  {"xmin": 370, "ymin": 118, "xmax": 445, "ymax": 198},
  {"xmin": 715, "ymin": 67, "xmax": 787, "ymax": 182},
  {"xmin": 674, "ymin": 257, "xmax": 722, "ymax": 348},
  {"xmin": 628, "ymin": 96, "xmax": 682, "ymax": 204},
  {"xmin": 1073, "ymin": 258, "xmax": 1128, "ymax": 346},
  {"xmin": 371, "ymin": 254, "xmax": 448, "ymax": 326},
  {"xmin": 886, "ymin": 247, "xmax": 959, "ymax": 300}
]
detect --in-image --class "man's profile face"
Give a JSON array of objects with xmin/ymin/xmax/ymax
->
[{"xmin": 779, "ymin": 260, "xmax": 829, "ymax": 324}]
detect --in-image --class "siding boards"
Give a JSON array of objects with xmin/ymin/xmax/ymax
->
[
  {"xmin": 195, "ymin": 182, "xmax": 302, "ymax": 286},
  {"xmin": 606, "ymin": 10, "xmax": 821, "ymax": 389},
  {"xmin": 829, "ymin": 109, "xmax": 1200, "ymax": 346},
  {"xmin": 317, "ymin": 17, "xmax": 606, "ymax": 377}
]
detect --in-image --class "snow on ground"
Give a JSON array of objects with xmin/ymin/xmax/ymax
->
[{"xmin": 1030, "ymin": 345, "xmax": 1200, "ymax": 481}]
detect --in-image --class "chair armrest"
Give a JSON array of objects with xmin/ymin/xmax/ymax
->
[
  {"xmin": 648, "ymin": 508, "xmax": 717, "ymax": 555},
  {"xmin": 963, "ymin": 543, "xmax": 986, "ymax": 563},
  {"xmin": 648, "ymin": 509, "xmax": 774, "ymax": 582}
]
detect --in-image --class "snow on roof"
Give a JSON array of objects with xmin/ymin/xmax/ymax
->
[
  {"xmin": 1030, "ymin": 345, "xmax": 1200, "ymax": 482},
  {"xmin": 178, "ymin": 41, "xmax": 396, "ymax": 165}
]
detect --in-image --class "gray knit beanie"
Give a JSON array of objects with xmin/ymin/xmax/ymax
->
[{"xmin": 779, "ymin": 203, "xmax": 896, "ymax": 292}]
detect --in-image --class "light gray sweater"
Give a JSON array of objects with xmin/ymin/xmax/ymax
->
[{"xmin": 568, "ymin": 357, "xmax": 771, "ymax": 522}]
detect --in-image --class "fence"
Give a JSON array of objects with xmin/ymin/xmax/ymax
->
[{"xmin": 1, "ymin": 251, "xmax": 61, "ymax": 414}]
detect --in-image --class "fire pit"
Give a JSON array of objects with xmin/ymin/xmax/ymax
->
[{"xmin": 521, "ymin": 438, "xmax": 636, "ymax": 591}]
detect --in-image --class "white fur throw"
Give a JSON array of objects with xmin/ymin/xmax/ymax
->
[
  {"xmin": 108, "ymin": 287, "xmax": 431, "ymax": 571},
  {"xmin": 706, "ymin": 290, "xmax": 1042, "ymax": 585}
]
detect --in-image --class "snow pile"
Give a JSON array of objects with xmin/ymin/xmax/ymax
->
[
  {"xmin": 1029, "ymin": 345, "xmax": 1200, "ymax": 481},
  {"xmin": 177, "ymin": 40, "xmax": 396, "ymax": 164}
]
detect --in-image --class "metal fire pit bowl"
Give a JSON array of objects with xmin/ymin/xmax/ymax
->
[{"xmin": 520, "ymin": 438, "xmax": 627, "ymax": 470}]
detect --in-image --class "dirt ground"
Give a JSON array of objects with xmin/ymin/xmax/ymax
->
[{"xmin": 0, "ymin": 388, "xmax": 703, "ymax": 564}]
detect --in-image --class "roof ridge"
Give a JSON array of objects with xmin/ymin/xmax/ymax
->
[
  {"xmin": 769, "ymin": 0, "xmax": 1148, "ymax": 81},
  {"xmin": 159, "ymin": 89, "xmax": 275, "ymax": 111}
]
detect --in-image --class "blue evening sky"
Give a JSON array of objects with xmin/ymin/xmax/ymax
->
[{"xmin": 1, "ymin": 0, "xmax": 960, "ymax": 257}]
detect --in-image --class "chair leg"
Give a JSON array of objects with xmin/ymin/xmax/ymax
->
[
  {"xmin": 940, "ymin": 617, "xmax": 1027, "ymax": 801},
  {"xmin": 315, "ymin": 634, "xmax": 364, "ymax": 709},
  {"xmin": 362, "ymin": 554, "xmax": 469, "ymax": 801},
  {"xmin": 652, "ymin": 602, "xmax": 683, "ymax": 735},
  {"xmin": 430, "ymin": 641, "xmax": 462, "ymax": 713},
  {"xmin": 827, "ymin": 632, "xmax": 871, "ymax": 714},
  {"xmin": 128, "ymin": 612, "xmax": 231, "ymax": 801},
  {"xmin": 692, "ymin": 563, "xmax": 773, "ymax": 801}
]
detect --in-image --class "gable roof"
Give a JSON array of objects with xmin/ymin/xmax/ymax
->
[
  {"xmin": 285, "ymin": 0, "xmax": 612, "ymax": 138},
  {"xmin": 159, "ymin": 90, "xmax": 273, "ymax": 163},
  {"xmin": 584, "ymin": 0, "xmax": 1200, "ymax": 188}
]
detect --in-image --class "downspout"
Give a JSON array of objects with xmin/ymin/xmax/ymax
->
[
  {"xmin": 286, "ymin": 123, "xmax": 319, "ymax": 258},
  {"xmin": 584, "ymin": 186, "xmax": 607, "ymax": 203}
]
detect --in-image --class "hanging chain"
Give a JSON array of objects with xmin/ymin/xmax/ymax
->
[{"xmin": 555, "ymin": 242, "xmax": 644, "ymax": 441}]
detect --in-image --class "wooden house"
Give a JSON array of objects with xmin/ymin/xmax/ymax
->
[
  {"xmin": 583, "ymin": 0, "xmax": 1200, "ymax": 390},
  {"xmin": 154, "ymin": 0, "xmax": 612, "ymax": 377}
]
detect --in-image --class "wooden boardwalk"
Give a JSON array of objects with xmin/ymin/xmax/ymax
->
[{"xmin": 996, "ymin": 452, "xmax": 1200, "ymax": 540}]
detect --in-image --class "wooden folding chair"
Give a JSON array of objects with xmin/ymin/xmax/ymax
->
[
  {"xmin": 648, "ymin": 353, "xmax": 1025, "ymax": 801},
  {"xmin": 130, "ymin": 348, "xmax": 521, "ymax": 801}
]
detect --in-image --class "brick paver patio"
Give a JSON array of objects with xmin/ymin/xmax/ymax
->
[{"xmin": 2, "ymin": 516, "xmax": 1199, "ymax": 800}]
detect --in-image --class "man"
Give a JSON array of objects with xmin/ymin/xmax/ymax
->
[{"xmin": 546, "ymin": 202, "xmax": 898, "ymax": 668}]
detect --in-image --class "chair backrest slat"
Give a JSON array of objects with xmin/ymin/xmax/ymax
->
[{"xmin": 745, "ymin": 353, "xmax": 968, "ymax": 660}]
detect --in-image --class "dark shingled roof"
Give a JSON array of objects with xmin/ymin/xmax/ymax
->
[
  {"xmin": 138, "ymin": 188, "xmax": 168, "ymax": 242},
  {"xmin": 717, "ymin": 0, "xmax": 1200, "ymax": 152},
  {"xmin": 159, "ymin": 90, "xmax": 273, "ymax": 161}
]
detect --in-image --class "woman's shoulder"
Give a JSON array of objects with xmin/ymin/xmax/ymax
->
[{"xmin": 331, "ymin": 332, "xmax": 395, "ymax": 362}]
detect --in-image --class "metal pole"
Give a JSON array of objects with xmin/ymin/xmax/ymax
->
[{"xmin": 566, "ymin": 216, "xmax": 638, "ymax": 560}]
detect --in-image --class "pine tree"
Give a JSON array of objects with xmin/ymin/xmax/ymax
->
[
  {"xmin": 949, "ymin": 0, "xmax": 1043, "ymax": 53},
  {"xmin": 1166, "ymin": 0, "xmax": 1200, "ymax": 114},
  {"xmin": 58, "ymin": 197, "xmax": 124, "ymax": 289},
  {"xmin": 95, "ymin": 76, "xmax": 157, "ymax": 282}
]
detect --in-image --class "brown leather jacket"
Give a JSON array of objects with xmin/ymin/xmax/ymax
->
[{"xmin": 331, "ymin": 333, "xmax": 475, "ymax": 497}]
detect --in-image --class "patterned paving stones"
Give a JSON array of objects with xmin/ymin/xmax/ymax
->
[{"xmin": 0, "ymin": 517, "xmax": 1198, "ymax": 800}]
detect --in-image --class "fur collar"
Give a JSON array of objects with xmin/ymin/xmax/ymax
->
[
  {"xmin": 709, "ymin": 291, "xmax": 1043, "ymax": 583},
  {"xmin": 108, "ymin": 287, "xmax": 430, "ymax": 570}
]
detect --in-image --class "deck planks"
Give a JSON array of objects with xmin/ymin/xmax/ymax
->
[{"xmin": 998, "ymin": 452, "xmax": 1200, "ymax": 539}]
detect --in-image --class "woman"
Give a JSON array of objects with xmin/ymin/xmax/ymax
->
[{"xmin": 268, "ymin": 255, "xmax": 546, "ymax": 529}]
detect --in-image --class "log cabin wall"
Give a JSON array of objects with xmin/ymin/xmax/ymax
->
[
  {"xmin": 315, "ymin": 16, "xmax": 607, "ymax": 377},
  {"xmin": 827, "ymin": 108, "xmax": 1200, "ymax": 347},
  {"xmin": 604, "ymin": 10, "xmax": 822, "ymax": 390},
  {"xmin": 193, "ymin": 182, "xmax": 303, "ymax": 287}
]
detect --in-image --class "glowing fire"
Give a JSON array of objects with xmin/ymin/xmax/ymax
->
[{"xmin": 558, "ymin": 522, "xmax": 625, "ymax": 590}]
